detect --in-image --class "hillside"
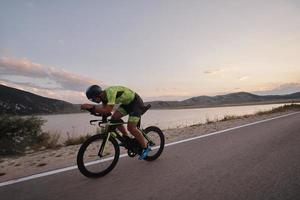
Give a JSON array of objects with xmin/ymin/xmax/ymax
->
[
  {"xmin": 147, "ymin": 92, "xmax": 300, "ymax": 109},
  {"xmin": 0, "ymin": 85, "xmax": 80, "ymax": 115},
  {"xmin": 1, "ymin": 84, "xmax": 300, "ymax": 114}
]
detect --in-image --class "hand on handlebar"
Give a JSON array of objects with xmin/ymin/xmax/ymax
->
[
  {"xmin": 81, "ymin": 104, "xmax": 98, "ymax": 116},
  {"xmin": 81, "ymin": 104, "xmax": 112, "ymax": 118}
]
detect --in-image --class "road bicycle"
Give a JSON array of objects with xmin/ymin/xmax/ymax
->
[{"xmin": 77, "ymin": 105, "xmax": 165, "ymax": 178}]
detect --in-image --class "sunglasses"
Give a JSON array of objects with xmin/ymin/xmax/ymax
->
[{"xmin": 89, "ymin": 97, "xmax": 101, "ymax": 103}]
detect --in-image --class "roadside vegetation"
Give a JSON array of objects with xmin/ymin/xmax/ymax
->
[
  {"xmin": 0, "ymin": 115, "xmax": 61, "ymax": 156},
  {"xmin": 64, "ymin": 133, "xmax": 91, "ymax": 146},
  {"xmin": 202, "ymin": 103, "xmax": 300, "ymax": 125},
  {"xmin": 255, "ymin": 103, "xmax": 300, "ymax": 115},
  {"xmin": 0, "ymin": 115, "xmax": 97, "ymax": 156}
]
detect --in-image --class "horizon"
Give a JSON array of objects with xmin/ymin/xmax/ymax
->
[
  {"xmin": 1, "ymin": 83, "xmax": 299, "ymax": 104},
  {"xmin": 1, "ymin": 1, "xmax": 300, "ymax": 103}
]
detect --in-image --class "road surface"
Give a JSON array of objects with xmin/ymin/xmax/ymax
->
[{"xmin": 1, "ymin": 112, "xmax": 300, "ymax": 200}]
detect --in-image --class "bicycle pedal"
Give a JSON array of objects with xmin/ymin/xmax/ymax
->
[{"xmin": 127, "ymin": 150, "xmax": 137, "ymax": 157}]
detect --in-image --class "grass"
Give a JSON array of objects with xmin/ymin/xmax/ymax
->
[
  {"xmin": 192, "ymin": 103, "xmax": 300, "ymax": 127},
  {"xmin": 64, "ymin": 134, "xmax": 92, "ymax": 146},
  {"xmin": 255, "ymin": 103, "xmax": 300, "ymax": 115},
  {"xmin": 219, "ymin": 114, "xmax": 252, "ymax": 122},
  {"xmin": 218, "ymin": 103, "xmax": 300, "ymax": 122},
  {"xmin": 205, "ymin": 116, "xmax": 214, "ymax": 124},
  {"xmin": 34, "ymin": 132, "xmax": 62, "ymax": 150},
  {"xmin": 1, "ymin": 131, "xmax": 92, "ymax": 157}
]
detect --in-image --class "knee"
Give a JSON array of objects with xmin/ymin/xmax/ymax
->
[
  {"xmin": 112, "ymin": 111, "xmax": 124, "ymax": 120},
  {"xmin": 127, "ymin": 124, "xmax": 137, "ymax": 133}
]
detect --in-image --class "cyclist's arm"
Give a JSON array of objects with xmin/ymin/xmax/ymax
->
[
  {"xmin": 95, "ymin": 104, "xmax": 113, "ymax": 114},
  {"xmin": 80, "ymin": 104, "xmax": 113, "ymax": 114},
  {"xmin": 81, "ymin": 89, "xmax": 115, "ymax": 113}
]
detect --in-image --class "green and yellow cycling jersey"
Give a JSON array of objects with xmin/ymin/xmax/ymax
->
[{"xmin": 105, "ymin": 86, "xmax": 135, "ymax": 105}]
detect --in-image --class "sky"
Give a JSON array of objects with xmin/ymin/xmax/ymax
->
[{"xmin": 0, "ymin": 0, "xmax": 300, "ymax": 103}]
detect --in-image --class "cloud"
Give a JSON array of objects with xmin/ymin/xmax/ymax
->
[
  {"xmin": 238, "ymin": 76, "xmax": 249, "ymax": 81},
  {"xmin": 0, "ymin": 78, "xmax": 61, "ymax": 90},
  {"xmin": 144, "ymin": 95, "xmax": 192, "ymax": 101},
  {"xmin": 0, "ymin": 57, "xmax": 104, "ymax": 91},
  {"xmin": 0, "ymin": 57, "xmax": 47, "ymax": 77},
  {"xmin": 0, "ymin": 79, "xmax": 87, "ymax": 103},
  {"xmin": 203, "ymin": 68, "xmax": 225, "ymax": 75},
  {"xmin": 48, "ymin": 68, "xmax": 97, "ymax": 91},
  {"xmin": 0, "ymin": 57, "xmax": 106, "ymax": 103}
]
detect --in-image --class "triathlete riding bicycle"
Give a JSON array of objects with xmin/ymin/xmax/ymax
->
[{"xmin": 80, "ymin": 85, "xmax": 151, "ymax": 160}]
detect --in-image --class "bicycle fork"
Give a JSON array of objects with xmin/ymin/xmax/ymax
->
[{"xmin": 98, "ymin": 132, "xmax": 117, "ymax": 157}]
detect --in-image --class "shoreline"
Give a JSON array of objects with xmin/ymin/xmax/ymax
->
[
  {"xmin": 0, "ymin": 106, "xmax": 300, "ymax": 182},
  {"xmin": 3, "ymin": 100, "xmax": 300, "ymax": 116},
  {"xmin": 148, "ymin": 99, "xmax": 300, "ymax": 110}
]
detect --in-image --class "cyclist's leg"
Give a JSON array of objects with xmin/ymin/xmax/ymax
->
[
  {"xmin": 128, "ymin": 116, "xmax": 151, "ymax": 160},
  {"xmin": 112, "ymin": 108, "xmax": 128, "ymax": 136},
  {"xmin": 127, "ymin": 119, "xmax": 147, "ymax": 149},
  {"xmin": 127, "ymin": 94, "xmax": 147, "ymax": 148}
]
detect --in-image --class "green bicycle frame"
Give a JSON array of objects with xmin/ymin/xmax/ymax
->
[{"xmin": 97, "ymin": 121, "xmax": 155, "ymax": 157}]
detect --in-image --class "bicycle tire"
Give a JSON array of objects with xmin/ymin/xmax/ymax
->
[
  {"xmin": 77, "ymin": 134, "xmax": 120, "ymax": 178},
  {"xmin": 143, "ymin": 126, "xmax": 165, "ymax": 161}
]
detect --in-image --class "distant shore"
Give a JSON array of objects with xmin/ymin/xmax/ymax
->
[
  {"xmin": 26, "ymin": 100, "xmax": 300, "ymax": 116},
  {"xmin": 148, "ymin": 99, "xmax": 300, "ymax": 110},
  {"xmin": 3, "ymin": 99, "xmax": 300, "ymax": 116}
]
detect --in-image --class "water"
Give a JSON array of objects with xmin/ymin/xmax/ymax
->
[{"xmin": 40, "ymin": 103, "xmax": 289, "ymax": 138}]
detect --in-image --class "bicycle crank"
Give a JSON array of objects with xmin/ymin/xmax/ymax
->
[{"xmin": 127, "ymin": 149, "xmax": 137, "ymax": 157}]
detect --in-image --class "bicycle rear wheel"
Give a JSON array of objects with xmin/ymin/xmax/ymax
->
[
  {"xmin": 143, "ymin": 126, "xmax": 165, "ymax": 161},
  {"xmin": 77, "ymin": 134, "xmax": 120, "ymax": 178}
]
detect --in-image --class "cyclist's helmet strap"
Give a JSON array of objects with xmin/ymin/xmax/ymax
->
[
  {"xmin": 86, "ymin": 85, "xmax": 102, "ymax": 102},
  {"xmin": 101, "ymin": 91, "xmax": 108, "ymax": 104}
]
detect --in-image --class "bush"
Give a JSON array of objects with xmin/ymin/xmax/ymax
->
[
  {"xmin": 64, "ymin": 133, "xmax": 91, "ymax": 146},
  {"xmin": 34, "ymin": 132, "xmax": 61, "ymax": 150},
  {"xmin": 0, "ymin": 115, "xmax": 58, "ymax": 155}
]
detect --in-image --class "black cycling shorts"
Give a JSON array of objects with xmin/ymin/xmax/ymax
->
[{"xmin": 116, "ymin": 94, "xmax": 144, "ymax": 124}]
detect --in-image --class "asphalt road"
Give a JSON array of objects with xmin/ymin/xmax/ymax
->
[{"xmin": 1, "ymin": 112, "xmax": 300, "ymax": 200}]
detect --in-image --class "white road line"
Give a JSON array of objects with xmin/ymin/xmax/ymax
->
[{"xmin": 1, "ymin": 111, "xmax": 299, "ymax": 187}]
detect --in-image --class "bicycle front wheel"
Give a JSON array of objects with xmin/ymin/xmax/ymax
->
[{"xmin": 77, "ymin": 134, "xmax": 120, "ymax": 178}]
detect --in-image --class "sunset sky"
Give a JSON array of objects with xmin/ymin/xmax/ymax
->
[{"xmin": 1, "ymin": 0, "xmax": 300, "ymax": 103}]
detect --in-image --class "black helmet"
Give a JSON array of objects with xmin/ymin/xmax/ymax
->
[{"xmin": 86, "ymin": 85, "xmax": 102, "ymax": 103}]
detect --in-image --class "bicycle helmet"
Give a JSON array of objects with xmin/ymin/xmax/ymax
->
[{"xmin": 86, "ymin": 85, "xmax": 102, "ymax": 103}]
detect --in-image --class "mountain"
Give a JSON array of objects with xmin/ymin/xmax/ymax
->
[
  {"xmin": 147, "ymin": 92, "xmax": 300, "ymax": 109},
  {"xmin": 1, "ymin": 84, "xmax": 300, "ymax": 114},
  {"xmin": 0, "ymin": 84, "xmax": 80, "ymax": 115}
]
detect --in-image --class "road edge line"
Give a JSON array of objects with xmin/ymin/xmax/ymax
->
[{"xmin": 1, "ymin": 111, "xmax": 299, "ymax": 187}]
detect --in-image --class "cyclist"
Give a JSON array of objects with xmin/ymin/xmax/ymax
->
[{"xmin": 81, "ymin": 85, "xmax": 151, "ymax": 160}]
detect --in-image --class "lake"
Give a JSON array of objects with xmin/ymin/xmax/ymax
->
[{"xmin": 40, "ymin": 103, "xmax": 288, "ymax": 139}]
